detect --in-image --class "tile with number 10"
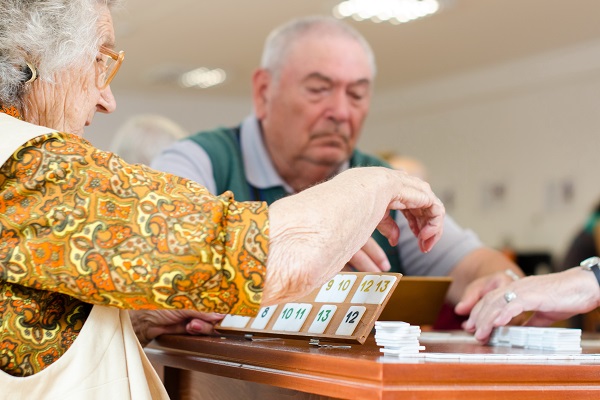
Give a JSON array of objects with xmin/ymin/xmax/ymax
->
[{"xmin": 314, "ymin": 274, "xmax": 358, "ymax": 303}]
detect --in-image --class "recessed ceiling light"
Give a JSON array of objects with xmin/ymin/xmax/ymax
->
[
  {"xmin": 179, "ymin": 67, "xmax": 227, "ymax": 89},
  {"xmin": 333, "ymin": 0, "xmax": 443, "ymax": 25}
]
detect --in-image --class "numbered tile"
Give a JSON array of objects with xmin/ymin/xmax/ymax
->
[
  {"xmin": 272, "ymin": 303, "xmax": 298, "ymax": 331},
  {"xmin": 272, "ymin": 303, "xmax": 313, "ymax": 332},
  {"xmin": 220, "ymin": 314, "xmax": 251, "ymax": 329},
  {"xmin": 250, "ymin": 305, "xmax": 279, "ymax": 330},
  {"xmin": 273, "ymin": 303, "xmax": 298, "ymax": 331},
  {"xmin": 350, "ymin": 275, "xmax": 381, "ymax": 303},
  {"xmin": 315, "ymin": 274, "xmax": 357, "ymax": 303},
  {"xmin": 335, "ymin": 306, "xmax": 366, "ymax": 336},
  {"xmin": 285, "ymin": 303, "xmax": 313, "ymax": 332},
  {"xmin": 307, "ymin": 305, "xmax": 338, "ymax": 334},
  {"xmin": 365, "ymin": 275, "xmax": 397, "ymax": 304}
]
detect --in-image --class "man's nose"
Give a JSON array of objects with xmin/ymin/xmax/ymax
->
[{"xmin": 326, "ymin": 89, "xmax": 351, "ymax": 124}]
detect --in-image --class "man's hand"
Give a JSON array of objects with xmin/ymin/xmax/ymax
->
[
  {"xmin": 130, "ymin": 309, "xmax": 225, "ymax": 347},
  {"xmin": 345, "ymin": 237, "xmax": 391, "ymax": 272},
  {"xmin": 447, "ymin": 248, "xmax": 523, "ymax": 309},
  {"xmin": 454, "ymin": 269, "xmax": 517, "ymax": 317}
]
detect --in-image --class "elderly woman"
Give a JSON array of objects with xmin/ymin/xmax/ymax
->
[{"xmin": 0, "ymin": 0, "xmax": 444, "ymax": 397}]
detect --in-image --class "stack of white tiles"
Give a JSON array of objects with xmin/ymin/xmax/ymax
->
[
  {"xmin": 374, "ymin": 321, "xmax": 424, "ymax": 356},
  {"xmin": 489, "ymin": 326, "xmax": 582, "ymax": 352}
]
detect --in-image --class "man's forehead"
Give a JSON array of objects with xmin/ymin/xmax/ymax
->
[
  {"xmin": 292, "ymin": 33, "xmax": 365, "ymax": 55},
  {"xmin": 284, "ymin": 41, "xmax": 372, "ymax": 83}
]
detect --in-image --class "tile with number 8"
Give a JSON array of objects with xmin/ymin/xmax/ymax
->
[{"xmin": 250, "ymin": 305, "xmax": 279, "ymax": 330}]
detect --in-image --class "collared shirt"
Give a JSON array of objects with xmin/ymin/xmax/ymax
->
[{"xmin": 152, "ymin": 115, "xmax": 483, "ymax": 278}]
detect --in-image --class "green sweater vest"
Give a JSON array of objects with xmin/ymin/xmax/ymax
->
[{"xmin": 189, "ymin": 127, "xmax": 402, "ymax": 273}]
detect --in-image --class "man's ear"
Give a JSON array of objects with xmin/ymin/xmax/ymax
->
[{"xmin": 252, "ymin": 68, "xmax": 271, "ymax": 120}]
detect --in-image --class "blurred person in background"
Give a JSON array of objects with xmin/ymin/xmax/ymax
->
[
  {"xmin": 110, "ymin": 114, "xmax": 188, "ymax": 166},
  {"xmin": 560, "ymin": 199, "xmax": 600, "ymax": 272}
]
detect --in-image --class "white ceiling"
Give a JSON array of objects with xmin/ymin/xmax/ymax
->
[{"xmin": 111, "ymin": 0, "xmax": 600, "ymax": 97}]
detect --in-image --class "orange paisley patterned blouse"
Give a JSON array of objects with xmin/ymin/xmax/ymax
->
[{"xmin": 0, "ymin": 107, "xmax": 269, "ymax": 377}]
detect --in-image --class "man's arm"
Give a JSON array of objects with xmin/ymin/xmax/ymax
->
[
  {"xmin": 451, "ymin": 247, "xmax": 524, "ymax": 309},
  {"xmin": 151, "ymin": 139, "xmax": 217, "ymax": 193}
]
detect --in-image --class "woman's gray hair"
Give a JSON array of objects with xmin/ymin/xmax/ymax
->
[
  {"xmin": 0, "ymin": 0, "xmax": 120, "ymax": 109},
  {"xmin": 260, "ymin": 15, "xmax": 377, "ymax": 81}
]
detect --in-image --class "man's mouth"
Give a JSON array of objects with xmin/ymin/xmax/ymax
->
[{"xmin": 312, "ymin": 132, "xmax": 350, "ymax": 145}]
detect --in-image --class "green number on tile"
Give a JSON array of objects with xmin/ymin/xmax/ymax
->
[
  {"xmin": 317, "ymin": 309, "xmax": 331, "ymax": 322},
  {"xmin": 295, "ymin": 308, "xmax": 306, "ymax": 320},
  {"xmin": 282, "ymin": 308, "xmax": 293, "ymax": 319}
]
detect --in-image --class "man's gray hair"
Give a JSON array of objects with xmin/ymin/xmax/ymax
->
[
  {"xmin": 260, "ymin": 15, "xmax": 377, "ymax": 80},
  {"xmin": 0, "ymin": 0, "xmax": 120, "ymax": 108}
]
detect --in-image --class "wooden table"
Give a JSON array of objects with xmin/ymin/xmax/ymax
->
[{"xmin": 145, "ymin": 332, "xmax": 600, "ymax": 400}]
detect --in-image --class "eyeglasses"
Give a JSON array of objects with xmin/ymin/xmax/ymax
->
[{"xmin": 97, "ymin": 45, "xmax": 125, "ymax": 90}]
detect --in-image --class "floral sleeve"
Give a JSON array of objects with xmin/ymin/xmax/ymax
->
[{"xmin": 0, "ymin": 132, "xmax": 269, "ymax": 316}]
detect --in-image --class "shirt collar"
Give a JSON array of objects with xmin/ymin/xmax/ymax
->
[
  {"xmin": 240, "ymin": 115, "xmax": 294, "ymax": 193},
  {"xmin": 240, "ymin": 115, "xmax": 350, "ymax": 194},
  {"xmin": 240, "ymin": 115, "xmax": 350, "ymax": 193}
]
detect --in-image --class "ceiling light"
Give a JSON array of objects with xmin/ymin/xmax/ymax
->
[
  {"xmin": 179, "ymin": 67, "xmax": 226, "ymax": 89},
  {"xmin": 333, "ymin": 0, "xmax": 441, "ymax": 25}
]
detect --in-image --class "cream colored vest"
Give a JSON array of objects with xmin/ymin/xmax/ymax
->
[{"xmin": 0, "ymin": 114, "xmax": 169, "ymax": 399}]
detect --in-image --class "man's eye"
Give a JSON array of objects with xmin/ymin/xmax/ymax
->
[
  {"xmin": 307, "ymin": 86, "xmax": 327, "ymax": 93},
  {"xmin": 348, "ymin": 88, "xmax": 368, "ymax": 101}
]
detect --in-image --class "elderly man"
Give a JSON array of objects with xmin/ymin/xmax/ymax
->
[{"xmin": 152, "ymin": 16, "xmax": 523, "ymax": 325}]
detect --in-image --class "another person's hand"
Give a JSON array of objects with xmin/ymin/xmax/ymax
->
[
  {"xmin": 448, "ymin": 248, "xmax": 523, "ymax": 310},
  {"xmin": 345, "ymin": 237, "xmax": 391, "ymax": 272},
  {"xmin": 463, "ymin": 267, "xmax": 600, "ymax": 343},
  {"xmin": 130, "ymin": 309, "xmax": 225, "ymax": 347},
  {"xmin": 454, "ymin": 268, "xmax": 519, "ymax": 317}
]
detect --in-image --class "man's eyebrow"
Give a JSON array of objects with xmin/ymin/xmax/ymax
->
[
  {"xmin": 349, "ymin": 78, "xmax": 371, "ymax": 87},
  {"xmin": 302, "ymin": 72, "xmax": 371, "ymax": 87},
  {"xmin": 302, "ymin": 72, "xmax": 333, "ymax": 84}
]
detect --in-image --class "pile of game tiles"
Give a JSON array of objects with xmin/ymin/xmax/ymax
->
[
  {"xmin": 489, "ymin": 326, "xmax": 582, "ymax": 352},
  {"xmin": 374, "ymin": 321, "xmax": 424, "ymax": 357}
]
